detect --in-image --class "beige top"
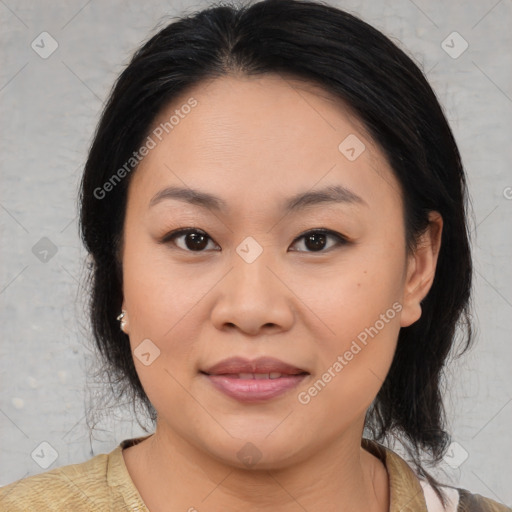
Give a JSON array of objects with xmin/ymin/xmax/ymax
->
[{"xmin": 0, "ymin": 435, "xmax": 509, "ymax": 511}]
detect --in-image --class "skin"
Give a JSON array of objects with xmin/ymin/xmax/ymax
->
[{"xmin": 120, "ymin": 73, "xmax": 443, "ymax": 511}]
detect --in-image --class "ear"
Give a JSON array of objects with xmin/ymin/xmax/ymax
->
[{"xmin": 400, "ymin": 211, "xmax": 443, "ymax": 328}]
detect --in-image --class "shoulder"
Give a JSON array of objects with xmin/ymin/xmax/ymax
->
[
  {"xmin": 455, "ymin": 488, "xmax": 512, "ymax": 512},
  {"xmin": 0, "ymin": 452, "xmax": 111, "ymax": 511},
  {"xmin": 412, "ymin": 462, "xmax": 511, "ymax": 512},
  {"xmin": 362, "ymin": 439, "xmax": 511, "ymax": 512},
  {"xmin": 0, "ymin": 437, "xmax": 151, "ymax": 512},
  {"xmin": 420, "ymin": 479, "xmax": 511, "ymax": 512}
]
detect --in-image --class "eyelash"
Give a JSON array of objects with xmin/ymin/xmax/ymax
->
[{"xmin": 160, "ymin": 227, "xmax": 349, "ymax": 253}]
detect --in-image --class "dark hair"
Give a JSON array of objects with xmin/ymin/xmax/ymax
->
[{"xmin": 79, "ymin": 0, "xmax": 472, "ymax": 485}]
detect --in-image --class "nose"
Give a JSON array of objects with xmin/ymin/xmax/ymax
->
[{"xmin": 210, "ymin": 247, "xmax": 295, "ymax": 336}]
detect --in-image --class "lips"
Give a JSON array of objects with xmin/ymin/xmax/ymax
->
[
  {"xmin": 202, "ymin": 356, "xmax": 308, "ymax": 377},
  {"xmin": 201, "ymin": 357, "xmax": 309, "ymax": 402}
]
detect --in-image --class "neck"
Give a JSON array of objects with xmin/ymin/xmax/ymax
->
[{"xmin": 126, "ymin": 420, "xmax": 388, "ymax": 512}]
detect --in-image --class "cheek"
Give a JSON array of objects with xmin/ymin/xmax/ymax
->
[
  {"xmin": 307, "ymin": 236, "xmax": 405, "ymax": 346},
  {"xmin": 310, "ymin": 280, "xmax": 401, "ymax": 388},
  {"xmin": 296, "ymin": 232, "xmax": 405, "ymax": 414},
  {"xmin": 296, "ymin": 281, "xmax": 402, "ymax": 434},
  {"xmin": 121, "ymin": 231, "xmax": 211, "ymax": 386},
  {"xmin": 122, "ymin": 227, "xmax": 205, "ymax": 332}
]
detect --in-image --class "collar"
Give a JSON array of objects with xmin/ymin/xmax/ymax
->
[{"xmin": 362, "ymin": 438, "xmax": 429, "ymax": 511}]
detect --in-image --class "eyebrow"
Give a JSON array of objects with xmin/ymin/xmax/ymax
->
[{"xmin": 149, "ymin": 184, "xmax": 366, "ymax": 213}]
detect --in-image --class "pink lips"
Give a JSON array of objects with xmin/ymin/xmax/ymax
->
[{"xmin": 201, "ymin": 356, "xmax": 309, "ymax": 403}]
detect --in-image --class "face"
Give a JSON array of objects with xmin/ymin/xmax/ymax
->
[{"xmin": 120, "ymin": 73, "xmax": 439, "ymax": 469}]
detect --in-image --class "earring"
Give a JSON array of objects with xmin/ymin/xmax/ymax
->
[{"xmin": 117, "ymin": 310, "xmax": 128, "ymax": 333}]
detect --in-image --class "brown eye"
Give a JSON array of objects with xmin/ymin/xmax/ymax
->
[
  {"xmin": 162, "ymin": 228, "xmax": 218, "ymax": 252},
  {"xmin": 289, "ymin": 229, "xmax": 348, "ymax": 253}
]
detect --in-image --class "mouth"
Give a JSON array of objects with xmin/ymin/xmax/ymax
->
[
  {"xmin": 200, "ymin": 356, "xmax": 310, "ymax": 402},
  {"xmin": 202, "ymin": 372, "xmax": 303, "ymax": 379}
]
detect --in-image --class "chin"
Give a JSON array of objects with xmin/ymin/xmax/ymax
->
[{"xmin": 196, "ymin": 429, "xmax": 308, "ymax": 471}]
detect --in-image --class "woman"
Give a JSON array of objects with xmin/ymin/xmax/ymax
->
[{"xmin": 1, "ymin": 0, "xmax": 509, "ymax": 510}]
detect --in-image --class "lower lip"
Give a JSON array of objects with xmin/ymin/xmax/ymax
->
[{"xmin": 203, "ymin": 373, "xmax": 309, "ymax": 402}]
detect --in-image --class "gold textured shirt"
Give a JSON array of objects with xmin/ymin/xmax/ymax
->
[{"xmin": 0, "ymin": 435, "xmax": 509, "ymax": 511}]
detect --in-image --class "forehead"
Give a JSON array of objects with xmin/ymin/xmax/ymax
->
[{"xmin": 130, "ymin": 73, "xmax": 401, "ymax": 212}]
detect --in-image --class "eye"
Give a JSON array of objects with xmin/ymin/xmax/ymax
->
[
  {"xmin": 161, "ymin": 228, "xmax": 219, "ymax": 252},
  {"xmin": 289, "ymin": 228, "xmax": 349, "ymax": 253},
  {"xmin": 161, "ymin": 227, "xmax": 348, "ymax": 253}
]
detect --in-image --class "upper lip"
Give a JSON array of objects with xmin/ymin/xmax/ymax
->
[{"xmin": 202, "ymin": 356, "xmax": 308, "ymax": 375}]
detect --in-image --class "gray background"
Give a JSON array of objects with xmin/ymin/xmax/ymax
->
[{"xmin": 1, "ymin": 0, "xmax": 511, "ymax": 506}]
